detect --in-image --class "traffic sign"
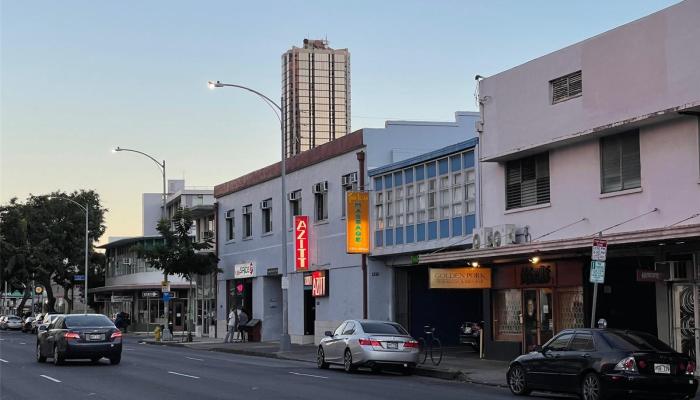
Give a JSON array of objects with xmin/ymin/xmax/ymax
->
[
  {"xmin": 592, "ymin": 239, "xmax": 608, "ymax": 261},
  {"xmin": 163, "ymin": 292, "xmax": 172, "ymax": 302},
  {"xmin": 161, "ymin": 280, "xmax": 171, "ymax": 293},
  {"xmin": 74, "ymin": 275, "xmax": 85, "ymax": 281},
  {"xmin": 590, "ymin": 261, "xmax": 606, "ymax": 284}
]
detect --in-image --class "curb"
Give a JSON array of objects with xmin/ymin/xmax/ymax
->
[{"xmin": 139, "ymin": 339, "xmax": 508, "ymax": 387}]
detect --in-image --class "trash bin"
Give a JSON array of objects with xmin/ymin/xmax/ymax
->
[{"xmin": 242, "ymin": 319, "xmax": 261, "ymax": 342}]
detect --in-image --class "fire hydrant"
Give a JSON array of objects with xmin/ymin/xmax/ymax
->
[{"xmin": 154, "ymin": 325, "xmax": 162, "ymax": 342}]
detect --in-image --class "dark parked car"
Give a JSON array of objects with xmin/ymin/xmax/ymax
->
[
  {"xmin": 507, "ymin": 328, "xmax": 698, "ymax": 400},
  {"xmin": 36, "ymin": 314, "xmax": 122, "ymax": 365}
]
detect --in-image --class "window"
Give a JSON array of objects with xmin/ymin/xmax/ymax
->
[
  {"xmin": 600, "ymin": 130, "xmax": 641, "ymax": 193},
  {"xmin": 375, "ymin": 192, "xmax": 384, "ymax": 229},
  {"xmin": 313, "ymin": 182, "xmax": 328, "ymax": 222},
  {"xmin": 494, "ymin": 289, "xmax": 522, "ymax": 341},
  {"xmin": 341, "ymin": 172, "xmax": 358, "ymax": 217},
  {"xmin": 569, "ymin": 334, "xmax": 595, "ymax": 352},
  {"xmin": 506, "ymin": 153, "xmax": 550, "ymax": 210},
  {"xmin": 466, "ymin": 169, "xmax": 476, "ymax": 213},
  {"xmin": 225, "ymin": 209, "xmax": 235, "ymax": 241},
  {"xmin": 342, "ymin": 322, "xmax": 356, "ymax": 335},
  {"xmin": 427, "ymin": 179, "xmax": 436, "ymax": 220},
  {"xmin": 242, "ymin": 205, "xmax": 252, "ymax": 238},
  {"xmin": 546, "ymin": 333, "xmax": 574, "ymax": 351},
  {"xmin": 333, "ymin": 322, "xmax": 346, "ymax": 336},
  {"xmin": 551, "ymin": 71, "xmax": 582, "ymax": 104},
  {"xmin": 261, "ymin": 199, "xmax": 272, "ymax": 234},
  {"xmin": 289, "ymin": 190, "xmax": 302, "ymax": 226}
]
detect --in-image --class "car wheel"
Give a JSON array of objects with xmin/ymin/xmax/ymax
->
[
  {"xmin": 36, "ymin": 343, "xmax": 46, "ymax": 363},
  {"xmin": 317, "ymin": 347, "xmax": 329, "ymax": 369},
  {"xmin": 507, "ymin": 364, "xmax": 531, "ymax": 396},
  {"xmin": 581, "ymin": 372, "xmax": 603, "ymax": 400},
  {"xmin": 343, "ymin": 349, "xmax": 356, "ymax": 373},
  {"xmin": 53, "ymin": 346, "xmax": 64, "ymax": 366},
  {"xmin": 109, "ymin": 355, "xmax": 121, "ymax": 365}
]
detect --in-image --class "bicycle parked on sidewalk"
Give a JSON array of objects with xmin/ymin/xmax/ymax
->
[{"xmin": 418, "ymin": 325, "xmax": 443, "ymax": 366}]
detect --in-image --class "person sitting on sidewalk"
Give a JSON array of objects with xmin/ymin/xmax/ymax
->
[{"xmin": 224, "ymin": 307, "xmax": 238, "ymax": 343}]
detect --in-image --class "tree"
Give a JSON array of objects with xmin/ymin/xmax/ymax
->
[
  {"xmin": 136, "ymin": 207, "xmax": 220, "ymax": 340},
  {"xmin": 1, "ymin": 191, "xmax": 107, "ymax": 314}
]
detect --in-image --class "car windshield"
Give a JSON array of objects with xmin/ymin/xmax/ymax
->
[
  {"xmin": 64, "ymin": 315, "xmax": 114, "ymax": 327},
  {"xmin": 360, "ymin": 322, "xmax": 408, "ymax": 335},
  {"xmin": 604, "ymin": 331, "xmax": 675, "ymax": 352},
  {"xmin": 8, "ymin": 316, "xmax": 21, "ymax": 321}
]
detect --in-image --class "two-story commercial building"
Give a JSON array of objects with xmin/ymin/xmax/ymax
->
[
  {"xmin": 93, "ymin": 180, "xmax": 217, "ymax": 336},
  {"xmin": 214, "ymin": 112, "xmax": 479, "ymax": 343},
  {"xmin": 420, "ymin": 0, "xmax": 700, "ymax": 361}
]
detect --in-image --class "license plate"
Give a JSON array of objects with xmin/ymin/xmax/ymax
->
[
  {"xmin": 654, "ymin": 363, "xmax": 671, "ymax": 374},
  {"xmin": 89, "ymin": 334, "xmax": 104, "ymax": 341},
  {"xmin": 387, "ymin": 342, "xmax": 398, "ymax": 349}
]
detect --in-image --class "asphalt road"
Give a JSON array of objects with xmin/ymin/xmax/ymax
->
[{"xmin": 0, "ymin": 330, "xmax": 567, "ymax": 400}]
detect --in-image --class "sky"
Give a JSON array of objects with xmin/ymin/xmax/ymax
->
[{"xmin": 1, "ymin": 0, "xmax": 681, "ymax": 243}]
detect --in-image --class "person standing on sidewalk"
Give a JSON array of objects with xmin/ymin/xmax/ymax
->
[{"xmin": 224, "ymin": 307, "xmax": 239, "ymax": 343}]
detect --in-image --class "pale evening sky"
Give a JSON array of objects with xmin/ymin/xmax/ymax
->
[{"xmin": 0, "ymin": 0, "xmax": 680, "ymax": 243}]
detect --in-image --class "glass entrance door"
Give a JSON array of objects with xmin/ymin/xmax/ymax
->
[{"xmin": 523, "ymin": 288, "xmax": 554, "ymax": 352}]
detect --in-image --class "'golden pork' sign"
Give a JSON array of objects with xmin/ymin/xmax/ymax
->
[
  {"xmin": 429, "ymin": 267, "xmax": 492, "ymax": 289},
  {"xmin": 346, "ymin": 191, "xmax": 369, "ymax": 254}
]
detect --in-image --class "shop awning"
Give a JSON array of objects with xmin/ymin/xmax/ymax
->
[
  {"xmin": 419, "ymin": 223, "xmax": 700, "ymax": 265},
  {"xmin": 88, "ymin": 283, "xmax": 193, "ymax": 294}
]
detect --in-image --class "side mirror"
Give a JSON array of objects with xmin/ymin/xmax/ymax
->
[
  {"xmin": 324, "ymin": 331, "xmax": 333, "ymax": 337},
  {"xmin": 532, "ymin": 345, "xmax": 543, "ymax": 352}
]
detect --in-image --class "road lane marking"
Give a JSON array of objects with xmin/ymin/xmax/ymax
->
[
  {"xmin": 288, "ymin": 372, "xmax": 328, "ymax": 379},
  {"xmin": 185, "ymin": 356, "xmax": 204, "ymax": 361},
  {"xmin": 40, "ymin": 375, "xmax": 62, "ymax": 383},
  {"xmin": 0, "ymin": 358, "xmax": 8, "ymax": 363},
  {"xmin": 168, "ymin": 371, "xmax": 200, "ymax": 379}
]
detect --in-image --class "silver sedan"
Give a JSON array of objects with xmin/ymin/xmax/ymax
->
[{"xmin": 317, "ymin": 319, "xmax": 419, "ymax": 374}]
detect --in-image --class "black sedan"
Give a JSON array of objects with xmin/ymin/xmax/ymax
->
[
  {"xmin": 507, "ymin": 328, "xmax": 698, "ymax": 400},
  {"xmin": 36, "ymin": 314, "xmax": 122, "ymax": 365}
]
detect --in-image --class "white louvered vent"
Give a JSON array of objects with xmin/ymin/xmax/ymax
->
[{"xmin": 551, "ymin": 71, "xmax": 582, "ymax": 104}]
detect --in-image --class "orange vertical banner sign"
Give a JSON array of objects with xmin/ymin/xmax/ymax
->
[{"xmin": 346, "ymin": 191, "xmax": 370, "ymax": 254}]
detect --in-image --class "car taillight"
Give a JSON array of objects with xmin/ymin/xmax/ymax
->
[
  {"xmin": 111, "ymin": 331, "xmax": 122, "ymax": 340},
  {"xmin": 358, "ymin": 338, "xmax": 381, "ymax": 347},
  {"xmin": 64, "ymin": 332, "xmax": 80, "ymax": 340},
  {"xmin": 614, "ymin": 356, "xmax": 637, "ymax": 372},
  {"xmin": 404, "ymin": 340, "xmax": 419, "ymax": 348},
  {"xmin": 687, "ymin": 361, "xmax": 696, "ymax": 375}
]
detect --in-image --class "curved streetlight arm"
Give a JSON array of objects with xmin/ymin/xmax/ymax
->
[
  {"xmin": 114, "ymin": 147, "xmax": 165, "ymax": 171},
  {"xmin": 208, "ymin": 81, "xmax": 282, "ymax": 121},
  {"xmin": 49, "ymin": 196, "xmax": 87, "ymax": 212}
]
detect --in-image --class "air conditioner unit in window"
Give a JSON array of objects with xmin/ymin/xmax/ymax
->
[
  {"xmin": 225, "ymin": 209, "xmax": 235, "ymax": 218},
  {"xmin": 492, "ymin": 224, "xmax": 517, "ymax": 247},
  {"xmin": 288, "ymin": 191, "xmax": 301, "ymax": 201},
  {"xmin": 260, "ymin": 199, "xmax": 272, "ymax": 210},
  {"xmin": 342, "ymin": 172, "xmax": 358, "ymax": 186},
  {"xmin": 471, "ymin": 227, "xmax": 493, "ymax": 250},
  {"xmin": 122, "ymin": 258, "xmax": 132, "ymax": 265},
  {"xmin": 313, "ymin": 181, "xmax": 328, "ymax": 194}
]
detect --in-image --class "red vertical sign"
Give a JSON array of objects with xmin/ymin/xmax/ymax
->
[{"xmin": 294, "ymin": 216, "xmax": 309, "ymax": 271}]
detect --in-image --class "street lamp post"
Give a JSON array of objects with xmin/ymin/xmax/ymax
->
[
  {"xmin": 50, "ymin": 196, "xmax": 90, "ymax": 314},
  {"xmin": 208, "ymin": 80, "xmax": 292, "ymax": 351},
  {"xmin": 113, "ymin": 147, "xmax": 172, "ymax": 340}
]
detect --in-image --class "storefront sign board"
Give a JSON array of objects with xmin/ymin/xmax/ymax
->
[
  {"xmin": 234, "ymin": 262, "xmax": 255, "ymax": 279},
  {"xmin": 311, "ymin": 270, "xmax": 329, "ymax": 297},
  {"xmin": 429, "ymin": 267, "xmax": 491, "ymax": 289},
  {"xmin": 294, "ymin": 216, "xmax": 310, "ymax": 271},
  {"xmin": 636, "ymin": 269, "xmax": 666, "ymax": 282},
  {"xmin": 111, "ymin": 295, "xmax": 133, "ymax": 303},
  {"xmin": 346, "ymin": 191, "xmax": 370, "ymax": 254}
]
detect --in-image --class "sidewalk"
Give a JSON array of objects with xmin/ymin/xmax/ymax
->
[{"xmin": 137, "ymin": 336, "xmax": 508, "ymax": 387}]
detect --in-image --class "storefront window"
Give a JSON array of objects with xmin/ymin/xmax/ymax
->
[
  {"xmin": 494, "ymin": 289, "xmax": 522, "ymax": 341},
  {"xmin": 556, "ymin": 287, "xmax": 584, "ymax": 330}
]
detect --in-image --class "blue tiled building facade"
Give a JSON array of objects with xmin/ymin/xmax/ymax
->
[{"xmin": 369, "ymin": 138, "xmax": 478, "ymax": 252}]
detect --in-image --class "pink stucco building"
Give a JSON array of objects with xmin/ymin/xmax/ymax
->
[{"xmin": 422, "ymin": 0, "xmax": 700, "ymax": 360}]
